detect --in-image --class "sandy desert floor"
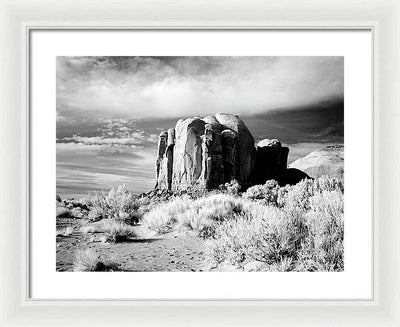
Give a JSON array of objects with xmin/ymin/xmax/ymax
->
[{"xmin": 56, "ymin": 218, "xmax": 206, "ymax": 272}]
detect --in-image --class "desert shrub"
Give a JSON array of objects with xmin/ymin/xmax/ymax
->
[
  {"xmin": 102, "ymin": 220, "xmax": 138, "ymax": 242},
  {"xmin": 206, "ymin": 208, "xmax": 344, "ymax": 271},
  {"xmin": 206, "ymin": 176, "xmax": 344, "ymax": 271},
  {"xmin": 137, "ymin": 196, "xmax": 151, "ymax": 206},
  {"xmin": 295, "ymin": 190, "xmax": 344, "ymax": 271},
  {"xmin": 244, "ymin": 180, "xmax": 280, "ymax": 206},
  {"xmin": 142, "ymin": 194, "xmax": 244, "ymax": 237},
  {"xmin": 277, "ymin": 175, "xmax": 344, "ymax": 212},
  {"xmin": 219, "ymin": 179, "xmax": 241, "ymax": 195},
  {"xmin": 206, "ymin": 205, "xmax": 306, "ymax": 269},
  {"xmin": 85, "ymin": 185, "xmax": 140, "ymax": 223},
  {"xmin": 314, "ymin": 174, "xmax": 344, "ymax": 193},
  {"xmin": 179, "ymin": 194, "xmax": 244, "ymax": 237},
  {"xmin": 73, "ymin": 248, "xmax": 118, "ymax": 272},
  {"xmin": 141, "ymin": 197, "xmax": 192, "ymax": 234},
  {"xmin": 277, "ymin": 179, "xmax": 315, "ymax": 212},
  {"xmin": 87, "ymin": 206, "xmax": 104, "ymax": 221},
  {"xmin": 80, "ymin": 220, "xmax": 137, "ymax": 243},
  {"xmin": 56, "ymin": 206, "xmax": 73, "ymax": 218}
]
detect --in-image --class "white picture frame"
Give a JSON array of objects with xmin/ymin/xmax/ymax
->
[{"xmin": 1, "ymin": 0, "xmax": 399, "ymax": 326}]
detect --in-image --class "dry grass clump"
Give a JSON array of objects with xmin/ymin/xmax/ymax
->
[
  {"xmin": 80, "ymin": 220, "xmax": 138, "ymax": 243},
  {"xmin": 141, "ymin": 197, "xmax": 190, "ymax": 234},
  {"xmin": 73, "ymin": 248, "xmax": 118, "ymax": 272},
  {"xmin": 141, "ymin": 194, "xmax": 244, "ymax": 237},
  {"xmin": 103, "ymin": 220, "xmax": 138, "ymax": 242}
]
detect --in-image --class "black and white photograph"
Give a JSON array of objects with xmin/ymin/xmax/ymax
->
[{"xmin": 56, "ymin": 56, "xmax": 344, "ymax": 272}]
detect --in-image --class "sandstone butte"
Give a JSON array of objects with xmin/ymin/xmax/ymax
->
[{"xmin": 155, "ymin": 113, "xmax": 312, "ymax": 191}]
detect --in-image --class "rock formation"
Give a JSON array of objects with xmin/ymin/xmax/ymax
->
[
  {"xmin": 171, "ymin": 117, "xmax": 205, "ymax": 189},
  {"xmin": 221, "ymin": 129, "xmax": 238, "ymax": 184},
  {"xmin": 201, "ymin": 122, "xmax": 225, "ymax": 189},
  {"xmin": 155, "ymin": 113, "xmax": 318, "ymax": 191},
  {"xmin": 254, "ymin": 139, "xmax": 289, "ymax": 185},
  {"xmin": 215, "ymin": 113, "xmax": 255, "ymax": 188}
]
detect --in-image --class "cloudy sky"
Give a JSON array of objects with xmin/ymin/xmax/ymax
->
[{"xmin": 57, "ymin": 56, "xmax": 344, "ymax": 198}]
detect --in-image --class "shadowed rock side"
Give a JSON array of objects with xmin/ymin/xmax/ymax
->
[
  {"xmin": 254, "ymin": 139, "xmax": 289, "ymax": 185},
  {"xmin": 215, "ymin": 113, "xmax": 255, "ymax": 188},
  {"xmin": 155, "ymin": 113, "xmax": 333, "ymax": 191},
  {"xmin": 201, "ymin": 119, "xmax": 225, "ymax": 189},
  {"xmin": 289, "ymin": 144, "xmax": 344, "ymax": 179}
]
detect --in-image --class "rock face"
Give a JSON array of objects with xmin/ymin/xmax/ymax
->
[
  {"xmin": 155, "ymin": 113, "xmax": 324, "ymax": 191},
  {"xmin": 254, "ymin": 139, "xmax": 289, "ymax": 185},
  {"xmin": 221, "ymin": 129, "xmax": 238, "ymax": 184},
  {"xmin": 155, "ymin": 131, "xmax": 168, "ymax": 189},
  {"xmin": 215, "ymin": 113, "xmax": 255, "ymax": 188},
  {"xmin": 171, "ymin": 117, "xmax": 205, "ymax": 190},
  {"xmin": 289, "ymin": 144, "xmax": 344, "ymax": 179},
  {"xmin": 201, "ymin": 122, "xmax": 225, "ymax": 189},
  {"xmin": 156, "ymin": 113, "xmax": 256, "ymax": 190}
]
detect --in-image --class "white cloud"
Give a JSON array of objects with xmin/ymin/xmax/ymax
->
[
  {"xmin": 56, "ymin": 142, "xmax": 132, "ymax": 154},
  {"xmin": 57, "ymin": 56, "xmax": 344, "ymax": 119},
  {"xmin": 63, "ymin": 135, "xmax": 153, "ymax": 146}
]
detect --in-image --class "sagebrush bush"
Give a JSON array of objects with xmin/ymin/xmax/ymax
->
[
  {"xmin": 244, "ymin": 180, "xmax": 280, "ymax": 205},
  {"xmin": 141, "ymin": 197, "xmax": 191, "ymax": 234},
  {"xmin": 91, "ymin": 175, "xmax": 344, "ymax": 271},
  {"xmin": 206, "ymin": 205, "xmax": 306, "ymax": 269},
  {"xmin": 205, "ymin": 176, "xmax": 344, "ymax": 271},
  {"xmin": 85, "ymin": 185, "xmax": 140, "ymax": 223},
  {"xmin": 296, "ymin": 190, "xmax": 344, "ymax": 271},
  {"xmin": 73, "ymin": 248, "xmax": 118, "ymax": 272},
  {"xmin": 103, "ymin": 220, "xmax": 138, "ymax": 242},
  {"xmin": 142, "ymin": 194, "xmax": 244, "ymax": 237}
]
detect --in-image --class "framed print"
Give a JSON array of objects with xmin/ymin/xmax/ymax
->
[
  {"xmin": 1, "ymin": 0, "xmax": 399, "ymax": 326},
  {"xmin": 31, "ymin": 29, "xmax": 370, "ymax": 300}
]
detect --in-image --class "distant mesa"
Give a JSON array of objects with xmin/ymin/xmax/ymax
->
[
  {"xmin": 155, "ymin": 113, "xmax": 340, "ymax": 191},
  {"xmin": 290, "ymin": 144, "xmax": 344, "ymax": 179}
]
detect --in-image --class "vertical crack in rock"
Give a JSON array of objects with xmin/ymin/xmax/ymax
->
[{"xmin": 165, "ymin": 128, "xmax": 175, "ymax": 190}]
